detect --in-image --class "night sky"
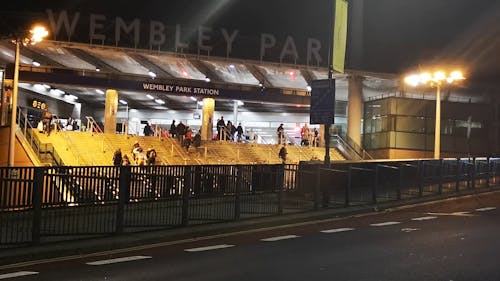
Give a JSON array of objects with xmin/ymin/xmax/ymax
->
[{"xmin": 2, "ymin": 0, "xmax": 500, "ymax": 81}]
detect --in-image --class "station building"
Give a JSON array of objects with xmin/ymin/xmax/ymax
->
[{"xmin": 0, "ymin": 38, "xmax": 498, "ymax": 166}]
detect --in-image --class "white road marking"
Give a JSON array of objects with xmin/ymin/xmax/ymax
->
[
  {"xmin": 412, "ymin": 216, "xmax": 438, "ymax": 221},
  {"xmin": 0, "ymin": 271, "xmax": 39, "ymax": 279},
  {"xmin": 184, "ymin": 244, "xmax": 235, "ymax": 252},
  {"xmin": 86, "ymin": 256, "xmax": 152, "ymax": 266},
  {"xmin": 427, "ymin": 212, "xmax": 475, "ymax": 217},
  {"xmin": 260, "ymin": 235, "xmax": 300, "ymax": 242},
  {"xmin": 476, "ymin": 207, "xmax": 496, "ymax": 212},
  {"xmin": 370, "ymin": 221, "xmax": 401, "ymax": 227},
  {"xmin": 320, "ymin": 228, "xmax": 355, "ymax": 233},
  {"xmin": 401, "ymin": 228, "xmax": 420, "ymax": 233}
]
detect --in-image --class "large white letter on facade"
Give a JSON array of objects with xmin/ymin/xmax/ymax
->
[
  {"xmin": 260, "ymin": 33, "xmax": 276, "ymax": 60},
  {"xmin": 307, "ymin": 38, "xmax": 323, "ymax": 65},
  {"xmin": 90, "ymin": 14, "xmax": 106, "ymax": 43},
  {"xmin": 149, "ymin": 21, "xmax": 166, "ymax": 47},
  {"xmin": 115, "ymin": 17, "xmax": 140, "ymax": 47},
  {"xmin": 197, "ymin": 26, "xmax": 213, "ymax": 53},
  {"xmin": 46, "ymin": 9, "xmax": 80, "ymax": 40},
  {"xmin": 175, "ymin": 24, "xmax": 189, "ymax": 51},
  {"xmin": 279, "ymin": 36, "xmax": 299, "ymax": 62},
  {"xmin": 221, "ymin": 28, "xmax": 239, "ymax": 57}
]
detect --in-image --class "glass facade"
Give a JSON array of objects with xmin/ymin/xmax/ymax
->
[{"xmin": 363, "ymin": 97, "xmax": 491, "ymax": 154}]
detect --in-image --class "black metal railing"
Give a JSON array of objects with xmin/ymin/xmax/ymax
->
[{"xmin": 0, "ymin": 158, "xmax": 499, "ymax": 245}]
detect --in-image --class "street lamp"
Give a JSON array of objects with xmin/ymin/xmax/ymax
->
[
  {"xmin": 404, "ymin": 69, "xmax": 465, "ymax": 159},
  {"xmin": 8, "ymin": 25, "xmax": 49, "ymax": 167}
]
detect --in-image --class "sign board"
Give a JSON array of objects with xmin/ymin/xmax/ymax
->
[
  {"xmin": 310, "ymin": 79, "xmax": 335, "ymax": 124},
  {"xmin": 332, "ymin": 0, "xmax": 348, "ymax": 73},
  {"xmin": 31, "ymin": 99, "xmax": 47, "ymax": 110}
]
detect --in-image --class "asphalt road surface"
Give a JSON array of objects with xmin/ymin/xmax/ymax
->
[{"xmin": 1, "ymin": 193, "xmax": 500, "ymax": 281}]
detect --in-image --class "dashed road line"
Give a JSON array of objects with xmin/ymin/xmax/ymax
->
[
  {"xmin": 411, "ymin": 216, "xmax": 438, "ymax": 221},
  {"xmin": 260, "ymin": 235, "xmax": 300, "ymax": 242},
  {"xmin": 184, "ymin": 244, "xmax": 235, "ymax": 252},
  {"xmin": 427, "ymin": 212, "xmax": 475, "ymax": 217},
  {"xmin": 86, "ymin": 256, "xmax": 152, "ymax": 266},
  {"xmin": 320, "ymin": 228, "xmax": 355, "ymax": 233},
  {"xmin": 475, "ymin": 207, "xmax": 496, "ymax": 212},
  {"xmin": 401, "ymin": 228, "xmax": 420, "ymax": 233},
  {"xmin": 0, "ymin": 271, "xmax": 39, "ymax": 279},
  {"xmin": 370, "ymin": 221, "xmax": 401, "ymax": 227}
]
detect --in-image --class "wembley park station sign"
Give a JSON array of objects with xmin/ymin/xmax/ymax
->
[{"xmin": 45, "ymin": 10, "xmax": 325, "ymax": 65}]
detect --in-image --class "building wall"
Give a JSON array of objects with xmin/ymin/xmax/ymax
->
[{"xmin": 363, "ymin": 97, "xmax": 493, "ymax": 157}]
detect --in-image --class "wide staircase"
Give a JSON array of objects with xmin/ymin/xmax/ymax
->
[{"xmin": 29, "ymin": 129, "xmax": 345, "ymax": 166}]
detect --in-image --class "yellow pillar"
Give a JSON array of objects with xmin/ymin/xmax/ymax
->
[
  {"xmin": 104, "ymin": 89, "xmax": 118, "ymax": 134},
  {"xmin": 347, "ymin": 75, "xmax": 363, "ymax": 146},
  {"xmin": 0, "ymin": 79, "xmax": 13, "ymax": 126},
  {"xmin": 201, "ymin": 98, "xmax": 215, "ymax": 141}
]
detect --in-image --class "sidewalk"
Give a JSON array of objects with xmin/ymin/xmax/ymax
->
[{"xmin": 1, "ymin": 187, "xmax": 499, "ymax": 267}]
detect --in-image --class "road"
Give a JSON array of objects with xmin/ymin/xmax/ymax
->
[{"xmin": 1, "ymin": 193, "xmax": 500, "ymax": 281}]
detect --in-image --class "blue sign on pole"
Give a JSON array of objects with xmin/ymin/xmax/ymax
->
[{"xmin": 310, "ymin": 79, "xmax": 335, "ymax": 124}]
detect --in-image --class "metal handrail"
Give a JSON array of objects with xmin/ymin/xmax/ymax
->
[
  {"xmin": 343, "ymin": 134, "xmax": 373, "ymax": 160},
  {"xmin": 16, "ymin": 108, "xmax": 64, "ymax": 166}
]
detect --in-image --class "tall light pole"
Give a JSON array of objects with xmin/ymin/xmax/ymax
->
[
  {"xmin": 404, "ymin": 70, "xmax": 465, "ymax": 159},
  {"xmin": 8, "ymin": 25, "xmax": 49, "ymax": 167}
]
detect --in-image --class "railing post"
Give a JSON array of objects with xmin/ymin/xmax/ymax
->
[
  {"xmin": 397, "ymin": 163, "xmax": 402, "ymax": 200},
  {"xmin": 314, "ymin": 168, "xmax": 321, "ymax": 210},
  {"xmin": 486, "ymin": 157, "xmax": 490, "ymax": 189},
  {"xmin": 372, "ymin": 165, "xmax": 378, "ymax": 204},
  {"xmin": 471, "ymin": 158, "xmax": 477, "ymax": 189},
  {"xmin": 182, "ymin": 166, "xmax": 191, "ymax": 226},
  {"xmin": 116, "ymin": 166, "xmax": 131, "ymax": 234},
  {"xmin": 31, "ymin": 167, "xmax": 44, "ymax": 245},
  {"xmin": 234, "ymin": 166, "xmax": 241, "ymax": 220},
  {"xmin": 455, "ymin": 158, "xmax": 461, "ymax": 192},
  {"xmin": 277, "ymin": 165, "xmax": 284, "ymax": 215},
  {"xmin": 418, "ymin": 160, "xmax": 424, "ymax": 197},
  {"xmin": 346, "ymin": 166, "xmax": 352, "ymax": 207},
  {"xmin": 438, "ymin": 159, "xmax": 443, "ymax": 194}
]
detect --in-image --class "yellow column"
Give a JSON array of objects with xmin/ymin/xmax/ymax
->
[
  {"xmin": 318, "ymin": 124, "xmax": 325, "ymax": 147},
  {"xmin": 104, "ymin": 89, "xmax": 118, "ymax": 134},
  {"xmin": 0, "ymin": 79, "xmax": 13, "ymax": 126},
  {"xmin": 347, "ymin": 75, "xmax": 363, "ymax": 146},
  {"xmin": 201, "ymin": 98, "xmax": 215, "ymax": 141}
]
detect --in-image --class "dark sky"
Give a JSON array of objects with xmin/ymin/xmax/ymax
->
[{"xmin": 2, "ymin": 0, "xmax": 500, "ymax": 78}]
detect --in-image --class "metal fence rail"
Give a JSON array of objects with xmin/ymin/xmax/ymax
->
[{"xmin": 1, "ymin": 158, "xmax": 499, "ymax": 246}]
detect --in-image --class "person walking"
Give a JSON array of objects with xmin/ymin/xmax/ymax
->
[
  {"xmin": 279, "ymin": 144, "xmax": 288, "ymax": 164},
  {"xmin": 169, "ymin": 120, "xmax": 177, "ymax": 139},
  {"xmin": 42, "ymin": 108, "xmax": 53, "ymax": 136},
  {"xmin": 236, "ymin": 123, "xmax": 243, "ymax": 142},
  {"xmin": 112, "ymin": 148, "xmax": 122, "ymax": 166},
  {"xmin": 217, "ymin": 116, "xmax": 226, "ymax": 140},
  {"xmin": 277, "ymin": 123, "xmax": 284, "ymax": 144},
  {"xmin": 176, "ymin": 121, "xmax": 186, "ymax": 143}
]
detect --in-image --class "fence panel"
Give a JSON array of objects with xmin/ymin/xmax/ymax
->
[
  {"xmin": 1, "ymin": 158, "xmax": 500, "ymax": 246},
  {"xmin": 124, "ymin": 166, "xmax": 183, "ymax": 228},
  {"xmin": 0, "ymin": 167, "xmax": 35, "ymax": 244},
  {"xmin": 187, "ymin": 165, "xmax": 237, "ymax": 224},
  {"xmin": 239, "ymin": 165, "xmax": 281, "ymax": 217},
  {"xmin": 40, "ymin": 166, "xmax": 119, "ymax": 236}
]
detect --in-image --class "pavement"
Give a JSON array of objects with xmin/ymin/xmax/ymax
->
[{"xmin": 1, "ymin": 186, "xmax": 499, "ymax": 267}]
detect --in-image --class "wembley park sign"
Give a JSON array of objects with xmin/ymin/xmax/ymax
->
[{"xmin": 45, "ymin": 10, "xmax": 325, "ymax": 65}]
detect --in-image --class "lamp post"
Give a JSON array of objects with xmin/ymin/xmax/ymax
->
[
  {"xmin": 8, "ymin": 25, "xmax": 49, "ymax": 167},
  {"xmin": 404, "ymin": 70, "xmax": 465, "ymax": 159}
]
